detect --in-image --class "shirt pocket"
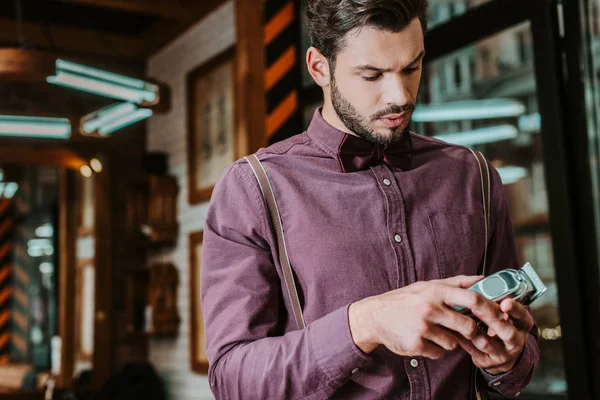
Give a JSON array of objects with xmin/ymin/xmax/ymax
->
[{"xmin": 428, "ymin": 213, "xmax": 486, "ymax": 279}]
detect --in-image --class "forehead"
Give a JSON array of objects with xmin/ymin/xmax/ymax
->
[{"xmin": 336, "ymin": 18, "xmax": 425, "ymax": 67}]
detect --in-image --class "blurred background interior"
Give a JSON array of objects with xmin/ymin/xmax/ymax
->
[{"xmin": 0, "ymin": 0, "xmax": 599, "ymax": 399}]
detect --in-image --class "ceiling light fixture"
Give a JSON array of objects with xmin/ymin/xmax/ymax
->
[
  {"xmin": 0, "ymin": 115, "xmax": 71, "ymax": 139},
  {"xmin": 47, "ymin": 59, "xmax": 160, "ymax": 106},
  {"xmin": 81, "ymin": 102, "xmax": 152, "ymax": 136},
  {"xmin": 413, "ymin": 99, "xmax": 526, "ymax": 122}
]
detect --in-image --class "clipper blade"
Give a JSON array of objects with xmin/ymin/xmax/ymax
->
[{"xmin": 521, "ymin": 262, "xmax": 547, "ymax": 303}]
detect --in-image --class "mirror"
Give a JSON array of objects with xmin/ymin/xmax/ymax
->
[{"xmin": 0, "ymin": 163, "xmax": 96, "ymax": 395}]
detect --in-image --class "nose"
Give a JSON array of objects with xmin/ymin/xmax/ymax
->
[{"xmin": 381, "ymin": 74, "xmax": 411, "ymax": 106}]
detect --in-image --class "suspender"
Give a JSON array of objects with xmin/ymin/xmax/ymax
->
[
  {"xmin": 245, "ymin": 154, "xmax": 306, "ymax": 330},
  {"xmin": 246, "ymin": 149, "xmax": 491, "ymax": 397}
]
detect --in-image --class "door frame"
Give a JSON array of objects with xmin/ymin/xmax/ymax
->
[{"xmin": 424, "ymin": 0, "xmax": 599, "ymax": 398}]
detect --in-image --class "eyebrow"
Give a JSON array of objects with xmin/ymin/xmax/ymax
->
[{"xmin": 354, "ymin": 50, "xmax": 426, "ymax": 73}]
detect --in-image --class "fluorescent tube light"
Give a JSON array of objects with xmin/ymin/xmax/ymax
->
[
  {"xmin": 434, "ymin": 125, "xmax": 518, "ymax": 146},
  {"xmin": 497, "ymin": 166, "xmax": 528, "ymax": 185},
  {"xmin": 3, "ymin": 183, "xmax": 18, "ymax": 199},
  {"xmin": 518, "ymin": 112, "xmax": 541, "ymax": 133},
  {"xmin": 47, "ymin": 59, "xmax": 159, "ymax": 106},
  {"xmin": 82, "ymin": 103, "xmax": 137, "ymax": 134},
  {"xmin": 98, "ymin": 108, "xmax": 153, "ymax": 136},
  {"xmin": 413, "ymin": 99, "xmax": 526, "ymax": 122},
  {"xmin": 81, "ymin": 103, "xmax": 152, "ymax": 136},
  {"xmin": 0, "ymin": 115, "xmax": 71, "ymax": 139}
]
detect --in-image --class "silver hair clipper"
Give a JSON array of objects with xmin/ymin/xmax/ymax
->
[{"xmin": 452, "ymin": 262, "xmax": 547, "ymax": 315}]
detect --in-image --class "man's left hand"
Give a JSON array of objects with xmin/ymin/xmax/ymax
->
[{"xmin": 457, "ymin": 298, "xmax": 535, "ymax": 375}]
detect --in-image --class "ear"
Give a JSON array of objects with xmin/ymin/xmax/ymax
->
[{"xmin": 306, "ymin": 46, "xmax": 331, "ymax": 88}]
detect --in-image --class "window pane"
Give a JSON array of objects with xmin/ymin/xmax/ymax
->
[
  {"xmin": 413, "ymin": 22, "xmax": 567, "ymax": 395},
  {"xmin": 428, "ymin": 0, "xmax": 494, "ymax": 30},
  {"xmin": 585, "ymin": 0, "xmax": 600, "ymax": 306}
]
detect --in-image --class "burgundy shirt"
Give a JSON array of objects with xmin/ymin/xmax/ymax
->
[{"xmin": 201, "ymin": 110, "xmax": 539, "ymax": 399}]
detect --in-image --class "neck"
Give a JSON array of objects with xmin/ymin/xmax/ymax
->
[{"xmin": 321, "ymin": 99, "xmax": 360, "ymax": 138}]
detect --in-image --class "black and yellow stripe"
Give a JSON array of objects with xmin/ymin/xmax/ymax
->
[{"xmin": 264, "ymin": 0, "xmax": 304, "ymax": 144}]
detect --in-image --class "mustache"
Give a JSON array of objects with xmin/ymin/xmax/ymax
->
[{"xmin": 371, "ymin": 104, "xmax": 415, "ymax": 121}]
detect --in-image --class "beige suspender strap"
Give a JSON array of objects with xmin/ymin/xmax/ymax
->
[
  {"xmin": 245, "ymin": 154, "xmax": 306, "ymax": 330},
  {"xmin": 468, "ymin": 149, "xmax": 491, "ymax": 400},
  {"xmin": 468, "ymin": 149, "xmax": 491, "ymax": 276}
]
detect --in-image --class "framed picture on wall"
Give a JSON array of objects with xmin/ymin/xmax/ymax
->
[
  {"xmin": 78, "ymin": 174, "xmax": 94, "ymax": 236},
  {"xmin": 187, "ymin": 47, "xmax": 237, "ymax": 205},
  {"xmin": 189, "ymin": 230, "xmax": 209, "ymax": 374}
]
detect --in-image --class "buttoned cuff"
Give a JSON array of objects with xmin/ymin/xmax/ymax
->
[
  {"xmin": 480, "ymin": 334, "xmax": 537, "ymax": 397},
  {"xmin": 308, "ymin": 304, "xmax": 372, "ymax": 385}
]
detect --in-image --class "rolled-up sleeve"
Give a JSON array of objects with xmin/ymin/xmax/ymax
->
[
  {"xmin": 479, "ymin": 163, "xmax": 541, "ymax": 397},
  {"xmin": 201, "ymin": 161, "xmax": 371, "ymax": 400}
]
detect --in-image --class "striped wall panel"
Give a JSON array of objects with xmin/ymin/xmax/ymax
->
[
  {"xmin": 11, "ymin": 182, "xmax": 30, "ymax": 362},
  {"xmin": 0, "ymin": 199, "xmax": 13, "ymax": 364},
  {"xmin": 264, "ymin": 0, "xmax": 304, "ymax": 144}
]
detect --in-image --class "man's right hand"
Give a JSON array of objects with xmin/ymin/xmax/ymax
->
[{"xmin": 349, "ymin": 275, "xmax": 498, "ymax": 359}]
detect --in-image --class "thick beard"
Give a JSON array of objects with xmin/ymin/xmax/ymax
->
[{"xmin": 330, "ymin": 74, "xmax": 414, "ymax": 145}]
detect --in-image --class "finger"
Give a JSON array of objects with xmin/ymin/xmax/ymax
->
[
  {"xmin": 439, "ymin": 274, "xmax": 484, "ymax": 288},
  {"xmin": 500, "ymin": 299, "xmax": 534, "ymax": 331},
  {"xmin": 423, "ymin": 325, "xmax": 460, "ymax": 351},
  {"xmin": 430, "ymin": 307, "xmax": 479, "ymax": 340},
  {"xmin": 457, "ymin": 336, "xmax": 514, "ymax": 372},
  {"xmin": 440, "ymin": 286, "xmax": 498, "ymax": 317},
  {"xmin": 419, "ymin": 339, "xmax": 447, "ymax": 360},
  {"xmin": 456, "ymin": 336, "xmax": 490, "ymax": 368},
  {"xmin": 472, "ymin": 308, "xmax": 520, "ymax": 348},
  {"xmin": 488, "ymin": 328, "xmax": 497, "ymax": 337},
  {"xmin": 470, "ymin": 332, "xmax": 506, "ymax": 361}
]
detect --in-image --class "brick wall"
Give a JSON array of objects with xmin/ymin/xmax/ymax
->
[{"xmin": 146, "ymin": 2, "xmax": 235, "ymax": 399}]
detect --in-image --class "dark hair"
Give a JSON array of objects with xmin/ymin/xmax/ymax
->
[
  {"xmin": 94, "ymin": 362, "xmax": 167, "ymax": 400},
  {"xmin": 306, "ymin": 0, "xmax": 429, "ymax": 65}
]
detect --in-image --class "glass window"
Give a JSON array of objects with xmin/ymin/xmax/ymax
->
[
  {"xmin": 586, "ymin": 0, "xmax": 600, "ymax": 296},
  {"xmin": 428, "ymin": 0, "xmax": 494, "ymax": 30},
  {"xmin": 413, "ymin": 22, "xmax": 567, "ymax": 395}
]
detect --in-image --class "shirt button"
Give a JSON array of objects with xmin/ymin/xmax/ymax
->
[
  {"xmin": 383, "ymin": 178, "xmax": 391, "ymax": 186},
  {"xmin": 351, "ymin": 368, "xmax": 359, "ymax": 374},
  {"xmin": 410, "ymin": 359, "xmax": 419, "ymax": 368},
  {"xmin": 394, "ymin": 234, "xmax": 402, "ymax": 243},
  {"xmin": 493, "ymin": 381, "xmax": 501, "ymax": 387}
]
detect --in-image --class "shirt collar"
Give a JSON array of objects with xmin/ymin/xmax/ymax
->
[{"xmin": 306, "ymin": 108, "xmax": 413, "ymax": 173}]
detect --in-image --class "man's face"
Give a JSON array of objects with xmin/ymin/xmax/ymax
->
[{"xmin": 329, "ymin": 18, "xmax": 425, "ymax": 145}]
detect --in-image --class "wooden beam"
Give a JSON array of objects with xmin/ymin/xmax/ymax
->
[
  {"xmin": 58, "ymin": 169, "xmax": 77, "ymax": 388},
  {"xmin": 139, "ymin": 0, "xmax": 226, "ymax": 57},
  {"xmin": 0, "ymin": 146, "xmax": 88, "ymax": 170},
  {"xmin": 0, "ymin": 1, "xmax": 226, "ymax": 59},
  {"xmin": 58, "ymin": 0, "xmax": 197, "ymax": 20},
  {"xmin": 93, "ymin": 156, "xmax": 114, "ymax": 388},
  {"xmin": 0, "ymin": 18, "xmax": 141, "ymax": 59},
  {"xmin": 235, "ymin": 0, "xmax": 267, "ymax": 155}
]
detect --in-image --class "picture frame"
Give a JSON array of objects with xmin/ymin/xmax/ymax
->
[
  {"xmin": 189, "ymin": 230, "xmax": 209, "ymax": 374},
  {"xmin": 187, "ymin": 47, "xmax": 237, "ymax": 205}
]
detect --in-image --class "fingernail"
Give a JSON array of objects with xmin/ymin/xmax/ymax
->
[{"xmin": 473, "ymin": 309, "xmax": 483, "ymax": 316}]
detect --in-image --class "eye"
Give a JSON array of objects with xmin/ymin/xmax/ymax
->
[
  {"xmin": 362, "ymin": 74, "xmax": 382, "ymax": 82},
  {"xmin": 404, "ymin": 66, "xmax": 421, "ymax": 74}
]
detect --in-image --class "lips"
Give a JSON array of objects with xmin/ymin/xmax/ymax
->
[{"xmin": 379, "ymin": 112, "xmax": 409, "ymax": 128}]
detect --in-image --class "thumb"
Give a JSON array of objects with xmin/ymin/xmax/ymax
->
[{"xmin": 439, "ymin": 274, "xmax": 484, "ymax": 289}]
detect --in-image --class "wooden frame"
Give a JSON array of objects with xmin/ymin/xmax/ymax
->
[
  {"xmin": 77, "ymin": 173, "xmax": 95, "ymax": 237},
  {"xmin": 74, "ymin": 258, "xmax": 95, "ymax": 363},
  {"xmin": 186, "ymin": 47, "xmax": 237, "ymax": 205},
  {"xmin": 189, "ymin": 231, "xmax": 208, "ymax": 374}
]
